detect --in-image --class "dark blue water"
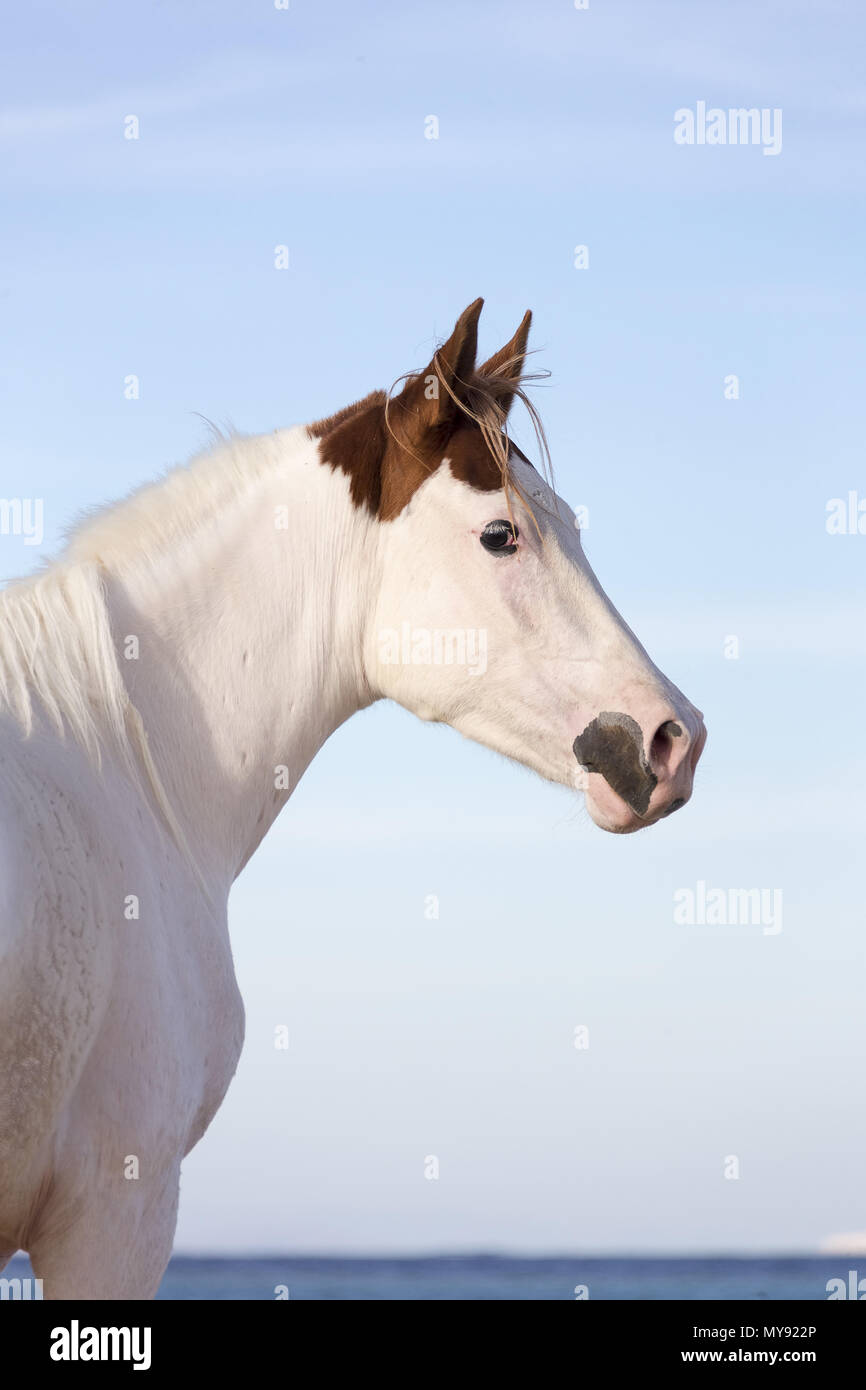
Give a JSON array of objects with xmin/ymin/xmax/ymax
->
[
  {"xmin": 5, "ymin": 1254, "xmax": 854, "ymax": 1299},
  {"xmin": 155, "ymin": 1256, "xmax": 864, "ymax": 1299}
]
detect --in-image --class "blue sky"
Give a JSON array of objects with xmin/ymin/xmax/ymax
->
[{"xmin": 1, "ymin": 0, "xmax": 865, "ymax": 1253}]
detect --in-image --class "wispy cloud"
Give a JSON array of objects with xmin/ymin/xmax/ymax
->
[
  {"xmin": 0, "ymin": 48, "xmax": 335, "ymax": 139},
  {"xmin": 2, "ymin": 9, "xmax": 863, "ymax": 192}
]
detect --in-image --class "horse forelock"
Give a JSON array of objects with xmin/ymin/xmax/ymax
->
[{"xmin": 310, "ymin": 362, "xmax": 552, "ymax": 525}]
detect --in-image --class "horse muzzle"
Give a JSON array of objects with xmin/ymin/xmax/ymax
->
[{"xmin": 574, "ymin": 707, "xmax": 706, "ymax": 833}]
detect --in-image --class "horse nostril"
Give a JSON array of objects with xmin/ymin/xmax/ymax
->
[{"xmin": 649, "ymin": 718, "xmax": 684, "ymax": 774}]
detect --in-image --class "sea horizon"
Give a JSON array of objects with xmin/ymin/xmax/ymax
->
[{"xmin": 4, "ymin": 1252, "xmax": 861, "ymax": 1301}]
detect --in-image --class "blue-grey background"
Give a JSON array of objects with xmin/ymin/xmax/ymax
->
[{"xmin": 1, "ymin": 0, "xmax": 864, "ymax": 1265}]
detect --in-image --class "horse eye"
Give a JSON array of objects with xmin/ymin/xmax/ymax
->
[{"xmin": 480, "ymin": 520, "xmax": 519, "ymax": 555}]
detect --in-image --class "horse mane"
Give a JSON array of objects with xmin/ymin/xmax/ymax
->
[
  {"xmin": 63, "ymin": 426, "xmax": 306, "ymax": 574},
  {"xmin": 0, "ymin": 561, "xmax": 207, "ymax": 887},
  {"xmin": 0, "ymin": 430, "xmax": 290, "ymax": 751},
  {"xmin": 0, "ymin": 561, "xmax": 131, "ymax": 763},
  {"xmin": 0, "ymin": 423, "xmax": 327, "ymax": 772},
  {"xmin": 0, "ymin": 427, "xmax": 310, "ymax": 892}
]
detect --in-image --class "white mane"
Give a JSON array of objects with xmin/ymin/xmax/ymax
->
[
  {"xmin": 0, "ymin": 426, "xmax": 308, "ymax": 753},
  {"xmin": 0, "ymin": 426, "xmax": 312, "ymax": 878},
  {"xmin": 65, "ymin": 426, "xmax": 307, "ymax": 575}
]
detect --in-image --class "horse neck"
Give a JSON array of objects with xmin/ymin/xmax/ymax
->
[{"xmin": 104, "ymin": 429, "xmax": 379, "ymax": 890}]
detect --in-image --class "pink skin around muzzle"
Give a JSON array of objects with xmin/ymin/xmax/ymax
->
[{"xmin": 575, "ymin": 705, "xmax": 707, "ymax": 834}]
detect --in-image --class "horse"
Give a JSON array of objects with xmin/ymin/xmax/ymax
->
[{"xmin": 0, "ymin": 299, "xmax": 705, "ymax": 1298}]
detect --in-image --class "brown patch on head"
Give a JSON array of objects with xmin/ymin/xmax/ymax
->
[
  {"xmin": 309, "ymin": 299, "xmax": 548, "ymax": 521},
  {"xmin": 308, "ymin": 390, "xmax": 386, "ymax": 439},
  {"xmin": 310, "ymin": 395, "xmax": 388, "ymax": 514},
  {"xmin": 311, "ymin": 399, "xmax": 505, "ymax": 520}
]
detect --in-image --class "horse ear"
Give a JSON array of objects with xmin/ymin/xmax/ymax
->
[
  {"xmin": 478, "ymin": 309, "xmax": 532, "ymax": 418},
  {"xmin": 393, "ymin": 298, "xmax": 483, "ymax": 443}
]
